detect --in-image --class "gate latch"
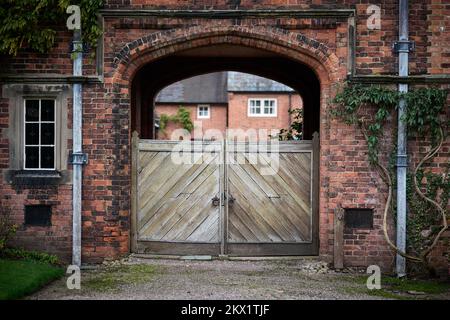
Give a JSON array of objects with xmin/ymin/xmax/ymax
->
[
  {"xmin": 211, "ymin": 196, "xmax": 220, "ymax": 207},
  {"xmin": 227, "ymin": 194, "xmax": 235, "ymax": 205}
]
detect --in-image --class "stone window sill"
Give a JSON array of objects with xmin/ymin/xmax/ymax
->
[{"xmin": 8, "ymin": 170, "xmax": 63, "ymax": 186}]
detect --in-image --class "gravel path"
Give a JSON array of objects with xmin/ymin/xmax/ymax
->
[{"xmin": 28, "ymin": 256, "xmax": 390, "ymax": 300}]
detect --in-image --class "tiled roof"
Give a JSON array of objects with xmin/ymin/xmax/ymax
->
[
  {"xmin": 155, "ymin": 71, "xmax": 295, "ymax": 104},
  {"xmin": 227, "ymin": 71, "xmax": 295, "ymax": 92},
  {"xmin": 155, "ymin": 72, "xmax": 228, "ymax": 104}
]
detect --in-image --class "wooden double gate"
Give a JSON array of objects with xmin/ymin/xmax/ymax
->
[{"xmin": 131, "ymin": 133, "xmax": 319, "ymax": 256}]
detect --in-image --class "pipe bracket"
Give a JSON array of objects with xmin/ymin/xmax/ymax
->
[
  {"xmin": 69, "ymin": 41, "xmax": 89, "ymax": 54},
  {"xmin": 69, "ymin": 152, "xmax": 88, "ymax": 165},
  {"xmin": 396, "ymin": 154, "xmax": 408, "ymax": 168},
  {"xmin": 393, "ymin": 41, "xmax": 415, "ymax": 53}
]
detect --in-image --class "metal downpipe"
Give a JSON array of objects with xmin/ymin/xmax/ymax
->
[
  {"xmin": 72, "ymin": 30, "xmax": 83, "ymax": 267},
  {"xmin": 396, "ymin": 0, "xmax": 409, "ymax": 277}
]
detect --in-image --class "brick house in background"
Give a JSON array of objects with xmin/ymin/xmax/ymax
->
[
  {"xmin": 154, "ymin": 72, "xmax": 228, "ymax": 140},
  {"xmin": 154, "ymin": 72, "xmax": 302, "ymax": 140},
  {"xmin": 227, "ymin": 72, "xmax": 302, "ymax": 137}
]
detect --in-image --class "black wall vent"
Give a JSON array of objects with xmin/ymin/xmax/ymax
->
[
  {"xmin": 25, "ymin": 205, "xmax": 52, "ymax": 226},
  {"xmin": 344, "ymin": 208, "xmax": 373, "ymax": 229}
]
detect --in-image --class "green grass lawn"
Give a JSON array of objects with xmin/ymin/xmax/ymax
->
[
  {"xmin": 0, "ymin": 259, "xmax": 64, "ymax": 300},
  {"xmin": 344, "ymin": 274, "xmax": 450, "ymax": 300}
]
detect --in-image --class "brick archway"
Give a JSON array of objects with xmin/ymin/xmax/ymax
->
[
  {"xmin": 110, "ymin": 25, "xmax": 341, "ymax": 87},
  {"xmin": 107, "ymin": 25, "xmax": 344, "ymax": 259},
  {"xmin": 108, "ymin": 25, "xmax": 342, "ymax": 142}
]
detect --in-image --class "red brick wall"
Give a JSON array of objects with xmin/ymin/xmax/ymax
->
[
  {"xmin": 0, "ymin": 90, "xmax": 73, "ymax": 261},
  {"xmin": 0, "ymin": 1, "xmax": 448, "ymax": 274},
  {"xmin": 427, "ymin": 0, "xmax": 450, "ymax": 74},
  {"xmin": 228, "ymin": 93, "xmax": 302, "ymax": 136},
  {"xmin": 0, "ymin": 1, "xmax": 448, "ymax": 77},
  {"xmin": 154, "ymin": 93, "xmax": 302, "ymax": 140},
  {"xmin": 0, "ymin": 184, "xmax": 73, "ymax": 261},
  {"xmin": 154, "ymin": 104, "xmax": 227, "ymax": 140}
]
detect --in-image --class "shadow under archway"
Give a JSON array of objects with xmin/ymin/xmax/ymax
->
[{"xmin": 131, "ymin": 45, "xmax": 321, "ymax": 140}]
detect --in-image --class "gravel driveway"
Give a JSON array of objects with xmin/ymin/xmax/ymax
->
[{"xmin": 27, "ymin": 256, "xmax": 447, "ymax": 300}]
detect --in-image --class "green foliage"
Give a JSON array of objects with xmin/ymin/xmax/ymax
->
[
  {"xmin": 0, "ymin": 259, "xmax": 64, "ymax": 300},
  {"xmin": 349, "ymin": 274, "xmax": 450, "ymax": 299},
  {"xmin": 0, "ymin": 207, "xmax": 17, "ymax": 252},
  {"xmin": 277, "ymin": 108, "xmax": 303, "ymax": 141},
  {"xmin": 331, "ymin": 83, "xmax": 447, "ymax": 166},
  {"xmin": 331, "ymin": 84, "xmax": 399, "ymax": 164},
  {"xmin": 331, "ymin": 84, "xmax": 399, "ymax": 125},
  {"xmin": 0, "ymin": 0, "xmax": 103, "ymax": 56},
  {"xmin": 404, "ymin": 87, "xmax": 448, "ymax": 144},
  {"xmin": 159, "ymin": 107, "xmax": 194, "ymax": 133},
  {"xmin": 1, "ymin": 247, "xmax": 60, "ymax": 265},
  {"xmin": 331, "ymin": 83, "xmax": 448, "ymax": 270},
  {"xmin": 84, "ymin": 264, "xmax": 159, "ymax": 292},
  {"xmin": 406, "ymin": 169, "xmax": 450, "ymax": 255}
]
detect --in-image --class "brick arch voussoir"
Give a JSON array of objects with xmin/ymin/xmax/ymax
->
[{"xmin": 112, "ymin": 26, "xmax": 338, "ymax": 86}]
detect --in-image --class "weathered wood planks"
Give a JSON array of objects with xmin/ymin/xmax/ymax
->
[
  {"xmin": 226, "ymin": 147, "xmax": 313, "ymax": 243},
  {"xmin": 133, "ymin": 136, "xmax": 319, "ymax": 256}
]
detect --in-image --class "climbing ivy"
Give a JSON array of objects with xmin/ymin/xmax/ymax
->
[
  {"xmin": 407, "ymin": 170, "xmax": 450, "ymax": 258},
  {"xmin": 0, "ymin": 0, "xmax": 103, "ymax": 56},
  {"xmin": 404, "ymin": 88, "xmax": 448, "ymax": 142},
  {"xmin": 331, "ymin": 83, "xmax": 449, "ymax": 274},
  {"xmin": 330, "ymin": 84, "xmax": 399, "ymax": 164},
  {"xmin": 159, "ymin": 107, "xmax": 194, "ymax": 134},
  {"xmin": 277, "ymin": 108, "xmax": 303, "ymax": 141}
]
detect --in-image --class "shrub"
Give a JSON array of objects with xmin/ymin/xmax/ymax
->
[
  {"xmin": 1, "ymin": 248, "xmax": 60, "ymax": 265},
  {"xmin": 0, "ymin": 207, "xmax": 17, "ymax": 252}
]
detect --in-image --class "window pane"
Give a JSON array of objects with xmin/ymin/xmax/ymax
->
[
  {"xmin": 25, "ymin": 123, "xmax": 39, "ymax": 145},
  {"xmin": 25, "ymin": 100, "xmax": 39, "ymax": 121},
  {"xmin": 41, "ymin": 100, "xmax": 55, "ymax": 121},
  {"xmin": 41, "ymin": 123, "xmax": 54, "ymax": 145},
  {"xmin": 40, "ymin": 147, "xmax": 54, "ymax": 169},
  {"xmin": 25, "ymin": 147, "xmax": 39, "ymax": 168},
  {"xmin": 199, "ymin": 106, "xmax": 209, "ymax": 117}
]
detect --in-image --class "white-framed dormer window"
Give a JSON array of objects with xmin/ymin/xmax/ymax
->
[
  {"xmin": 248, "ymin": 98, "xmax": 277, "ymax": 117},
  {"xmin": 197, "ymin": 105, "xmax": 210, "ymax": 119},
  {"xmin": 24, "ymin": 99, "xmax": 56, "ymax": 170}
]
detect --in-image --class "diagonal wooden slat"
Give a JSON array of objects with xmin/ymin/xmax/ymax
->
[
  {"xmin": 227, "ymin": 148, "xmax": 313, "ymax": 243},
  {"xmin": 228, "ymin": 199, "xmax": 268, "ymax": 242},
  {"xmin": 229, "ymin": 163, "xmax": 302, "ymax": 241},
  {"xmin": 135, "ymin": 139, "xmax": 315, "ymax": 252},
  {"xmin": 161, "ymin": 171, "xmax": 219, "ymax": 241},
  {"xmin": 257, "ymin": 153, "xmax": 311, "ymax": 213},
  {"xmin": 228, "ymin": 170, "xmax": 287, "ymax": 241},
  {"xmin": 139, "ymin": 160, "xmax": 219, "ymax": 241},
  {"xmin": 139, "ymin": 153, "xmax": 218, "ymax": 227}
]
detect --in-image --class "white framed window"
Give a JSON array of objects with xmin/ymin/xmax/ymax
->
[
  {"xmin": 248, "ymin": 98, "xmax": 277, "ymax": 117},
  {"xmin": 197, "ymin": 105, "xmax": 210, "ymax": 119},
  {"xmin": 24, "ymin": 99, "xmax": 56, "ymax": 170}
]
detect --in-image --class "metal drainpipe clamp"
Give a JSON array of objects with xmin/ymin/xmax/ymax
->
[
  {"xmin": 69, "ymin": 152, "xmax": 89, "ymax": 165},
  {"xmin": 396, "ymin": 154, "xmax": 408, "ymax": 168},
  {"xmin": 393, "ymin": 40, "xmax": 415, "ymax": 53}
]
